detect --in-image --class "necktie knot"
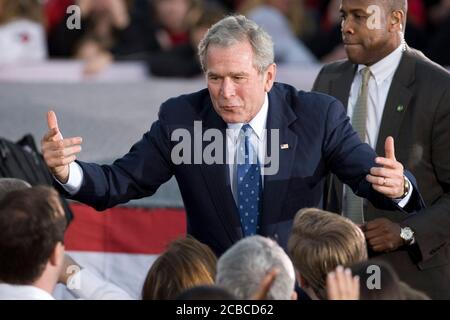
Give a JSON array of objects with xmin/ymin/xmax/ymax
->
[
  {"xmin": 361, "ymin": 67, "xmax": 371, "ymax": 86},
  {"xmin": 241, "ymin": 124, "xmax": 253, "ymax": 136}
]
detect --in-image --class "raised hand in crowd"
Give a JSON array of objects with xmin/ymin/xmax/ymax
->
[{"xmin": 326, "ymin": 266, "xmax": 359, "ymax": 300}]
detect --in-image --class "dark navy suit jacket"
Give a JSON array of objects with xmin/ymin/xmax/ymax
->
[{"xmin": 64, "ymin": 82, "xmax": 423, "ymax": 256}]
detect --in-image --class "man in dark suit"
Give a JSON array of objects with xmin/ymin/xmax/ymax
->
[
  {"xmin": 313, "ymin": 0, "xmax": 450, "ymax": 299},
  {"xmin": 41, "ymin": 15, "xmax": 422, "ymax": 258}
]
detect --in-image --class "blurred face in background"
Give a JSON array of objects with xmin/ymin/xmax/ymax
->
[
  {"xmin": 267, "ymin": 0, "xmax": 291, "ymax": 15},
  {"xmin": 154, "ymin": 0, "xmax": 192, "ymax": 32}
]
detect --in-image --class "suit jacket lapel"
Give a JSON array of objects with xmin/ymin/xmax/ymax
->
[
  {"xmin": 327, "ymin": 62, "xmax": 356, "ymax": 211},
  {"xmin": 199, "ymin": 99, "xmax": 243, "ymax": 244},
  {"xmin": 260, "ymin": 87, "xmax": 298, "ymax": 227},
  {"xmin": 375, "ymin": 48, "xmax": 415, "ymax": 155},
  {"xmin": 329, "ymin": 61, "xmax": 356, "ymax": 110}
]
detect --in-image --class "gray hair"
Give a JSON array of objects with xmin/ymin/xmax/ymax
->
[
  {"xmin": 216, "ymin": 235, "xmax": 296, "ymax": 300},
  {"xmin": 198, "ymin": 15, "xmax": 274, "ymax": 74},
  {"xmin": 0, "ymin": 178, "xmax": 31, "ymax": 201}
]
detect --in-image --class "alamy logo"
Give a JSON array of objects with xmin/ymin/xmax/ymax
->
[
  {"xmin": 366, "ymin": 264, "xmax": 381, "ymax": 290},
  {"xmin": 170, "ymin": 121, "xmax": 280, "ymax": 175},
  {"xmin": 66, "ymin": 5, "xmax": 81, "ymax": 30},
  {"xmin": 66, "ymin": 265, "xmax": 82, "ymax": 290},
  {"xmin": 366, "ymin": 5, "xmax": 382, "ymax": 30}
]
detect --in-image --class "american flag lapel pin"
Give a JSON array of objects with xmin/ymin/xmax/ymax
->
[{"xmin": 280, "ymin": 144, "xmax": 289, "ymax": 150}]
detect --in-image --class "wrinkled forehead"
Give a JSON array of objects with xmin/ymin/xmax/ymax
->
[
  {"xmin": 340, "ymin": 0, "xmax": 388, "ymax": 11},
  {"xmin": 206, "ymin": 41, "xmax": 255, "ymax": 64}
]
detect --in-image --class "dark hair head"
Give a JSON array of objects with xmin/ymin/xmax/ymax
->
[
  {"xmin": 176, "ymin": 285, "xmax": 236, "ymax": 300},
  {"xmin": 141, "ymin": 235, "xmax": 217, "ymax": 300},
  {"xmin": 0, "ymin": 186, "xmax": 66, "ymax": 284},
  {"xmin": 350, "ymin": 260, "xmax": 404, "ymax": 300}
]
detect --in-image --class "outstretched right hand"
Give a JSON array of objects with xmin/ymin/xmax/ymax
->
[{"xmin": 41, "ymin": 111, "xmax": 83, "ymax": 183}]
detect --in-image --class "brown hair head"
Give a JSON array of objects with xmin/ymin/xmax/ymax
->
[
  {"xmin": 141, "ymin": 235, "xmax": 217, "ymax": 300},
  {"xmin": 288, "ymin": 208, "xmax": 367, "ymax": 299}
]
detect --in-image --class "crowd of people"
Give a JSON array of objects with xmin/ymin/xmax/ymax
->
[
  {"xmin": 0, "ymin": 0, "xmax": 449, "ymax": 76},
  {"xmin": 0, "ymin": 178, "xmax": 430, "ymax": 300}
]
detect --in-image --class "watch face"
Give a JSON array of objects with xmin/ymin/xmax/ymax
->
[{"xmin": 401, "ymin": 228, "xmax": 413, "ymax": 240}]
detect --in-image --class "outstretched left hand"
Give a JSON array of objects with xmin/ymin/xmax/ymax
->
[{"xmin": 366, "ymin": 136, "xmax": 405, "ymax": 199}]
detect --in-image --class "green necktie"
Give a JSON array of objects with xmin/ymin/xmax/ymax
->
[{"xmin": 344, "ymin": 67, "xmax": 371, "ymax": 224}]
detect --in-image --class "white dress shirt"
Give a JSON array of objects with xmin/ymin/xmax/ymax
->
[
  {"xmin": 226, "ymin": 93, "xmax": 269, "ymax": 202},
  {"xmin": 0, "ymin": 269, "xmax": 132, "ymax": 300},
  {"xmin": 68, "ymin": 269, "xmax": 133, "ymax": 300},
  {"xmin": 346, "ymin": 43, "xmax": 412, "ymax": 208},
  {"xmin": 0, "ymin": 284, "xmax": 54, "ymax": 300},
  {"xmin": 347, "ymin": 44, "xmax": 405, "ymax": 148}
]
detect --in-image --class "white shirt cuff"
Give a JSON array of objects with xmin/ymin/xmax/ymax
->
[
  {"xmin": 393, "ymin": 176, "xmax": 413, "ymax": 208},
  {"xmin": 67, "ymin": 269, "xmax": 133, "ymax": 300},
  {"xmin": 54, "ymin": 162, "xmax": 83, "ymax": 195}
]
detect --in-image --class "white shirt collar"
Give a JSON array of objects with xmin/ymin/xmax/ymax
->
[
  {"xmin": 0, "ymin": 283, "xmax": 55, "ymax": 300},
  {"xmin": 357, "ymin": 44, "xmax": 404, "ymax": 84},
  {"xmin": 227, "ymin": 93, "xmax": 269, "ymax": 141}
]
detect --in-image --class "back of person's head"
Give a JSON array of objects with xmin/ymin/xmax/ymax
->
[
  {"xmin": 216, "ymin": 235, "xmax": 296, "ymax": 300},
  {"xmin": 288, "ymin": 208, "xmax": 367, "ymax": 299},
  {"xmin": 0, "ymin": 178, "xmax": 31, "ymax": 201},
  {"xmin": 176, "ymin": 285, "xmax": 236, "ymax": 300},
  {"xmin": 141, "ymin": 235, "xmax": 217, "ymax": 300},
  {"xmin": 350, "ymin": 260, "xmax": 405, "ymax": 300},
  {"xmin": 0, "ymin": 186, "xmax": 66, "ymax": 284}
]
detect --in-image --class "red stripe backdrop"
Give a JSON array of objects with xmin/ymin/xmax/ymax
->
[{"xmin": 65, "ymin": 204, "xmax": 186, "ymax": 254}]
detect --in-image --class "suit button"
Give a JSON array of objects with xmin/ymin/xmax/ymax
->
[{"xmin": 274, "ymin": 233, "xmax": 279, "ymax": 240}]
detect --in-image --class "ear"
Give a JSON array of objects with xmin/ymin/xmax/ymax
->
[
  {"xmin": 49, "ymin": 242, "xmax": 65, "ymax": 267},
  {"xmin": 389, "ymin": 10, "xmax": 405, "ymax": 33},
  {"xmin": 296, "ymin": 270, "xmax": 309, "ymax": 288},
  {"xmin": 263, "ymin": 63, "xmax": 277, "ymax": 92},
  {"xmin": 291, "ymin": 291, "xmax": 298, "ymax": 300}
]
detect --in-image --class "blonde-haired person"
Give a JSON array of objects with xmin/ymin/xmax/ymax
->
[
  {"xmin": 141, "ymin": 235, "xmax": 217, "ymax": 300},
  {"xmin": 288, "ymin": 208, "xmax": 367, "ymax": 299},
  {"xmin": 0, "ymin": 0, "xmax": 47, "ymax": 65}
]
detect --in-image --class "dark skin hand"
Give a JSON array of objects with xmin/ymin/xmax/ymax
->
[{"xmin": 363, "ymin": 218, "xmax": 404, "ymax": 252}]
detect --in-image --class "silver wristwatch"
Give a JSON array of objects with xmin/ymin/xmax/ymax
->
[{"xmin": 400, "ymin": 226, "xmax": 415, "ymax": 245}]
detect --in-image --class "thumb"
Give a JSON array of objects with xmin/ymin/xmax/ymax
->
[
  {"xmin": 47, "ymin": 110, "xmax": 63, "ymax": 140},
  {"xmin": 384, "ymin": 136, "xmax": 396, "ymax": 160}
]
